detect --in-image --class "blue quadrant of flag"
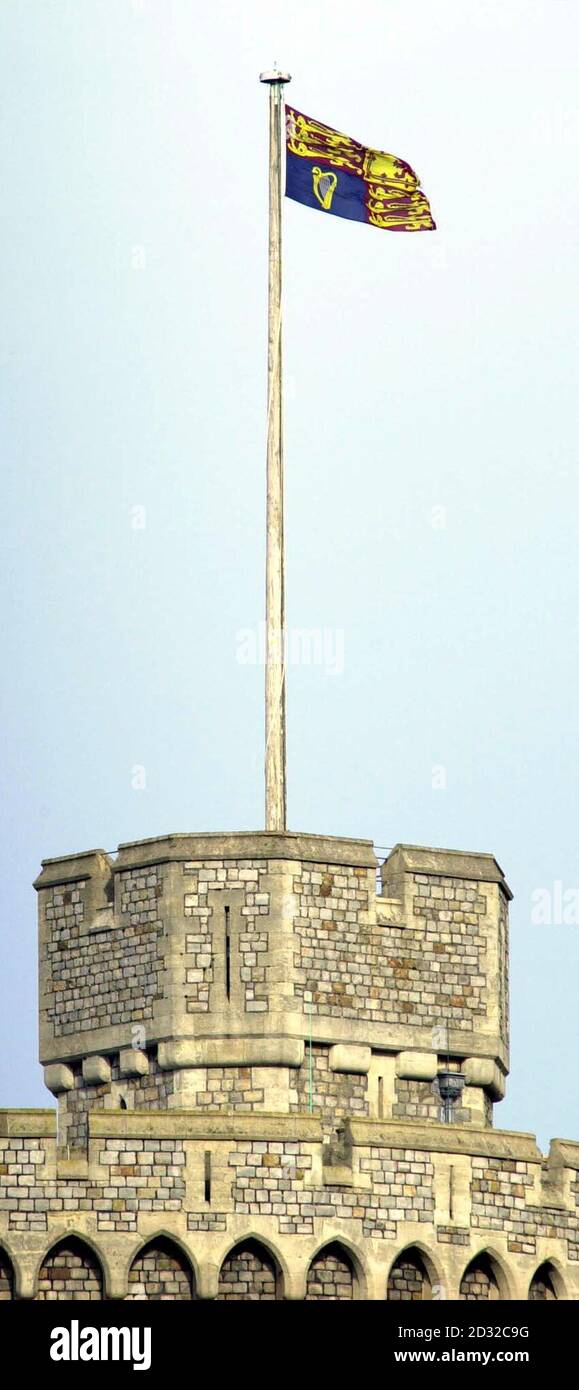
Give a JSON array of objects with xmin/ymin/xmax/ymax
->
[{"xmin": 286, "ymin": 153, "xmax": 366, "ymax": 224}]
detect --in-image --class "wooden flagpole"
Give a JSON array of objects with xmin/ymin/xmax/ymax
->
[{"xmin": 260, "ymin": 68, "xmax": 291, "ymax": 832}]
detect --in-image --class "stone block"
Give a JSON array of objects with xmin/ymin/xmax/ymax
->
[
  {"xmin": 158, "ymin": 1037, "xmax": 304, "ymax": 1070},
  {"xmin": 82, "ymin": 1055, "xmax": 112, "ymax": 1086},
  {"xmin": 44, "ymin": 1063, "xmax": 75, "ymax": 1095},
  {"xmin": 328, "ymin": 1044, "xmax": 371, "ymax": 1075},
  {"xmin": 119, "ymin": 1047, "xmax": 149, "ymax": 1079},
  {"xmin": 463, "ymin": 1057, "xmax": 506, "ymax": 1100},
  {"xmin": 395, "ymin": 1051, "xmax": 437, "ymax": 1082}
]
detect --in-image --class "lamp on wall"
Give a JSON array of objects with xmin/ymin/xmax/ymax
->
[{"xmin": 437, "ymin": 1071, "xmax": 465, "ymax": 1124}]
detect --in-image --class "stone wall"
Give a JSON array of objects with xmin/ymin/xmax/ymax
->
[
  {"xmin": 498, "ymin": 889, "xmax": 510, "ymax": 1051},
  {"xmin": 36, "ymin": 1238, "xmax": 102, "ymax": 1300},
  {"xmin": 187, "ymin": 1067, "xmax": 266, "ymax": 1112},
  {"xmin": 290, "ymin": 1044, "xmax": 369, "ymax": 1135},
  {"xmin": 217, "ymin": 1241, "xmax": 278, "ymax": 1300},
  {"xmin": 47, "ymin": 1040, "xmax": 497, "ymax": 1143},
  {"xmin": 305, "ymin": 1245, "xmax": 354, "ymax": 1300},
  {"xmin": 41, "ymin": 868, "xmax": 164, "ymax": 1042},
  {"xmin": 293, "ymin": 864, "xmax": 372, "ymax": 1019},
  {"xmin": 387, "ymin": 1250, "xmax": 431, "ymax": 1300},
  {"xmin": 293, "ymin": 863, "xmax": 494, "ymax": 1034},
  {"xmin": 183, "ymin": 860, "xmax": 271, "ymax": 1017},
  {"xmin": 0, "ymin": 1248, "xmax": 13, "ymax": 1300},
  {"xmin": 56, "ymin": 1056, "xmax": 175, "ymax": 1152},
  {"xmin": 392, "ymin": 1076, "xmax": 469, "ymax": 1126},
  {"xmin": 291, "ymin": 850, "xmax": 508, "ymax": 1045},
  {"xmin": 36, "ymin": 839, "xmax": 511, "ymax": 1102},
  {"xmin": 127, "ymin": 1240, "xmax": 194, "ymax": 1300},
  {"xmin": 1, "ymin": 1111, "xmax": 577, "ymax": 1300},
  {"xmin": 470, "ymin": 1155, "xmax": 572, "ymax": 1259},
  {"xmin": 460, "ymin": 1256, "xmax": 500, "ymax": 1300}
]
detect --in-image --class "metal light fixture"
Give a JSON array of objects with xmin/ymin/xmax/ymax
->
[{"xmin": 437, "ymin": 1070, "xmax": 465, "ymax": 1124}]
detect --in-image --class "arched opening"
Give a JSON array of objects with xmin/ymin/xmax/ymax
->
[
  {"xmin": 217, "ymin": 1239, "xmax": 281, "ymax": 1301},
  {"xmin": 459, "ymin": 1253, "xmax": 500, "ymax": 1301},
  {"xmin": 387, "ymin": 1247, "xmax": 432, "ymax": 1301},
  {"xmin": 37, "ymin": 1237, "xmax": 103, "ymax": 1300},
  {"xmin": 305, "ymin": 1242, "xmax": 356, "ymax": 1301},
  {"xmin": 0, "ymin": 1247, "xmax": 14, "ymax": 1301},
  {"xmin": 127, "ymin": 1237, "xmax": 195, "ymax": 1300},
  {"xmin": 529, "ymin": 1262, "xmax": 558, "ymax": 1301}
]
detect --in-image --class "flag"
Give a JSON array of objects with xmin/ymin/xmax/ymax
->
[{"xmin": 285, "ymin": 105, "xmax": 435, "ymax": 232}]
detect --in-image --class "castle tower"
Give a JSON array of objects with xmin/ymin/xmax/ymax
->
[
  {"xmin": 0, "ymin": 828, "xmax": 575, "ymax": 1301},
  {"xmin": 35, "ymin": 834, "xmax": 510, "ymax": 1146}
]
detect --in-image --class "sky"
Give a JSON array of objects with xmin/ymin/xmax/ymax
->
[{"xmin": 0, "ymin": 0, "xmax": 578, "ymax": 1151}]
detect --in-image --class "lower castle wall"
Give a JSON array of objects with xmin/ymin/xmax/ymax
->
[{"xmin": 0, "ymin": 1111, "xmax": 577, "ymax": 1300}]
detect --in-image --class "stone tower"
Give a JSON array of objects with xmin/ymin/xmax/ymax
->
[{"xmin": 0, "ymin": 830, "xmax": 577, "ymax": 1299}]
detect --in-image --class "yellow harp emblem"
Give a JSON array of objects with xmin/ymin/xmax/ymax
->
[{"xmin": 312, "ymin": 166, "xmax": 337, "ymax": 210}]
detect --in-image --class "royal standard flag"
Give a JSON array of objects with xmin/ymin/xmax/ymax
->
[{"xmin": 285, "ymin": 105, "xmax": 435, "ymax": 232}]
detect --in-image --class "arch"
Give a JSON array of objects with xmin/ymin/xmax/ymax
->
[
  {"xmin": 306, "ymin": 1233, "xmax": 368, "ymax": 1298},
  {"xmin": 305, "ymin": 1241, "xmax": 357, "ymax": 1301},
  {"xmin": 127, "ymin": 1236, "xmax": 195, "ymax": 1301},
  {"xmin": 528, "ymin": 1261, "xmax": 562, "ymax": 1301},
  {"xmin": 36, "ymin": 1236, "xmax": 103, "ymax": 1301},
  {"xmin": 459, "ymin": 1249, "xmax": 509, "ymax": 1302},
  {"xmin": 217, "ymin": 1237, "xmax": 282, "ymax": 1301},
  {"xmin": 387, "ymin": 1245, "xmax": 434, "ymax": 1301},
  {"xmin": 400, "ymin": 1241, "xmax": 445, "ymax": 1299},
  {"xmin": 34, "ymin": 1228, "xmax": 112, "ymax": 1298},
  {"xmin": 125, "ymin": 1228, "xmax": 201, "ymax": 1293},
  {"xmin": 0, "ymin": 1245, "xmax": 14, "ymax": 1301},
  {"xmin": 215, "ymin": 1230, "xmax": 290, "ymax": 1291}
]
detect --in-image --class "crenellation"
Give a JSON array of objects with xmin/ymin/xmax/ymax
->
[{"xmin": 0, "ymin": 1109, "xmax": 578, "ymax": 1296}]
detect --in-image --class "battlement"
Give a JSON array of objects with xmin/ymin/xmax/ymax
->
[
  {"xmin": 1, "ymin": 1106, "xmax": 577, "ymax": 1300},
  {"xmin": 34, "ymin": 832, "xmax": 511, "ymax": 1151}
]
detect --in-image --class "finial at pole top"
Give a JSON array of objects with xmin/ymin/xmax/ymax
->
[{"xmin": 259, "ymin": 70, "xmax": 291, "ymax": 84}]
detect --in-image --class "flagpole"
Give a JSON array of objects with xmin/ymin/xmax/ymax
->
[{"xmin": 260, "ymin": 68, "xmax": 291, "ymax": 832}]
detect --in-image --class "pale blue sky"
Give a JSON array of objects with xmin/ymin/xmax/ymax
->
[{"xmin": 1, "ymin": 0, "xmax": 578, "ymax": 1149}]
